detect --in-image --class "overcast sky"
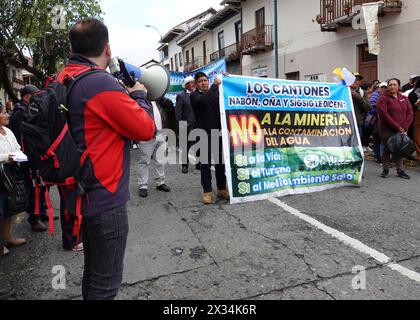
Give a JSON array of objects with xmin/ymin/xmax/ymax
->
[{"xmin": 100, "ymin": 0, "xmax": 224, "ymax": 66}]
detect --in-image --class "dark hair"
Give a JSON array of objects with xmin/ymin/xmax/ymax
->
[
  {"xmin": 360, "ymin": 83, "xmax": 370, "ymax": 91},
  {"xmin": 69, "ymin": 18, "xmax": 109, "ymax": 57},
  {"xmin": 194, "ymin": 72, "xmax": 208, "ymax": 82},
  {"xmin": 415, "ymin": 77, "xmax": 420, "ymax": 89},
  {"xmin": 387, "ymin": 78, "xmax": 401, "ymax": 87}
]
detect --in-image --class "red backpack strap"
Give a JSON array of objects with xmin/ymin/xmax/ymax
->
[
  {"xmin": 34, "ymin": 182, "xmax": 41, "ymax": 216},
  {"xmin": 72, "ymin": 196, "xmax": 83, "ymax": 245},
  {"xmin": 44, "ymin": 187, "xmax": 54, "ymax": 235},
  {"xmin": 41, "ymin": 123, "xmax": 70, "ymax": 169}
]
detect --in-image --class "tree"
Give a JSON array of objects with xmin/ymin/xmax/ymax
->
[{"xmin": 0, "ymin": 0, "xmax": 103, "ymax": 101}]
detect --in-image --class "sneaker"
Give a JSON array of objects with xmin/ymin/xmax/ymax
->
[
  {"xmin": 73, "ymin": 242, "xmax": 84, "ymax": 252},
  {"xmin": 217, "ymin": 189, "xmax": 230, "ymax": 200},
  {"xmin": 182, "ymin": 166, "xmax": 188, "ymax": 174},
  {"xmin": 202, "ymin": 192, "xmax": 212, "ymax": 205},
  {"xmin": 139, "ymin": 189, "xmax": 148, "ymax": 198},
  {"xmin": 397, "ymin": 170, "xmax": 410, "ymax": 179},
  {"xmin": 380, "ymin": 169, "xmax": 390, "ymax": 178},
  {"xmin": 156, "ymin": 184, "xmax": 171, "ymax": 192},
  {"xmin": 30, "ymin": 220, "xmax": 48, "ymax": 232}
]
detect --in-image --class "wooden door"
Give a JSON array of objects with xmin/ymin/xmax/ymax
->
[{"xmin": 359, "ymin": 44, "xmax": 378, "ymax": 84}]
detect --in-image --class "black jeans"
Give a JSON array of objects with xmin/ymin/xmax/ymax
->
[
  {"xmin": 82, "ymin": 205, "xmax": 129, "ymax": 300},
  {"xmin": 200, "ymin": 136, "xmax": 226, "ymax": 193}
]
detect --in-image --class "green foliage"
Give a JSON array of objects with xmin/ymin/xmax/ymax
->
[{"xmin": 0, "ymin": 0, "xmax": 103, "ymax": 88}]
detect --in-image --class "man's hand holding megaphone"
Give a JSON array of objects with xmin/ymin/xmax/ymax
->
[
  {"xmin": 109, "ymin": 57, "xmax": 170, "ymax": 101},
  {"xmin": 126, "ymin": 81, "xmax": 148, "ymax": 95}
]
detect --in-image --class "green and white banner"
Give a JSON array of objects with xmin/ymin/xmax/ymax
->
[
  {"xmin": 166, "ymin": 58, "xmax": 227, "ymax": 104},
  {"xmin": 219, "ymin": 75, "xmax": 364, "ymax": 204}
]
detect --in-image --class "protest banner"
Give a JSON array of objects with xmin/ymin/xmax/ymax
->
[
  {"xmin": 219, "ymin": 75, "xmax": 364, "ymax": 204},
  {"xmin": 165, "ymin": 58, "xmax": 227, "ymax": 104}
]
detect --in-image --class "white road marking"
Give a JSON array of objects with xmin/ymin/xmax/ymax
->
[{"xmin": 268, "ymin": 197, "xmax": 420, "ymax": 283}]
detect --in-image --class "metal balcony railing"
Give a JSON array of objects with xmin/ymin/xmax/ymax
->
[
  {"xmin": 210, "ymin": 43, "xmax": 242, "ymax": 62},
  {"xmin": 12, "ymin": 77, "xmax": 25, "ymax": 86},
  {"xmin": 318, "ymin": 0, "xmax": 402, "ymax": 31},
  {"xmin": 183, "ymin": 56, "xmax": 206, "ymax": 72},
  {"xmin": 241, "ymin": 25, "xmax": 274, "ymax": 55}
]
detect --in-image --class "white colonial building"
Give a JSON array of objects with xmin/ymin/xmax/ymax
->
[{"xmin": 158, "ymin": 0, "xmax": 419, "ymax": 85}]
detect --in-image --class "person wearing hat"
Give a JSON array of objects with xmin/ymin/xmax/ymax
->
[
  {"xmin": 9, "ymin": 85, "xmax": 49, "ymax": 232},
  {"xmin": 402, "ymin": 74, "xmax": 418, "ymax": 93},
  {"xmin": 175, "ymin": 76, "xmax": 196, "ymax": 173},
  {"xmin": 353, "ymin": 72, "xmax": 365, "ymax": 97}
]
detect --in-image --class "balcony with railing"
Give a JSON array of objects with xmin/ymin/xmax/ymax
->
[
  {"xmin": 183, "ymin": 56, "xmax": 206, "ymax": 72},
  {"xmin": 241, "ymin": 25, "xmax": 274, "ymax": 55},
  {"xmin": 318, "ymin": 0, "xmax": 402, "ymax": 31},
  {"xmin": 12, "ymin": 77, "xmax": 25, "ymax": 86},
  {"xmin": 210, "ymin": 43, "xmax": 242, "ymax": 62}
]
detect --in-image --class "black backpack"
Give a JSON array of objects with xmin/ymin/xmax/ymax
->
[{"xmin": 20, "ymin": 66, "xmax": 102, "ymax": 236}]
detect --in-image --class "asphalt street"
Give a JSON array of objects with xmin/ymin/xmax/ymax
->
[{"xmin": 3, "ymin": 150, "xmax": 420, "ymax": 300}]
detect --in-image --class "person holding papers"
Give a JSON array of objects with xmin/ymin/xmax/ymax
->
[{"xmin": 0, "ymin": 103, "xmax": 27, "ymax": 256}]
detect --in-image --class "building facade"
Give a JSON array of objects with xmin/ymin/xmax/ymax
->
[
  {"xmin": 158, "ymin": 0, "xmax": 418, "ymax": 84},
  {"xmin": 278, "ymin": 0, "xmax": 417, "ymax": 84},
  {"xmin": 159, "ymin": 8, "xmax": 217, "ymax": 72}
]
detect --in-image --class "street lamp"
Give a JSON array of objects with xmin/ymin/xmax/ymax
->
[
  {"xmin": 145, "ymin": 24, "xmax": 163, "ymax": 42},
  {"xmin": 145, "ymin": 25, "xmax": 164, "ymax": 63}
]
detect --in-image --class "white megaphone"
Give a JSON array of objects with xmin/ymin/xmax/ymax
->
[{"xmin": 109, "ymin": 57, "xmax": 170, "ymax": 101}]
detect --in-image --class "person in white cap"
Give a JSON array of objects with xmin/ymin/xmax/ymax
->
[
  {"xmin": 402, "ymin": 74, "xmax": 418, "ymax": 93},
  {"xmin": 175, "ymin": 76, "xmax": 196, "ymax": 173}
]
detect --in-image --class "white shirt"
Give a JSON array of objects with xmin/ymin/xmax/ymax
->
[
  {"xmin": 151, "ymin": 101, "xmax": 162, "ymax": 131},
  {"xmin": 0, "ymin": 126, "xmax": 21, "ymax": 163},
  {"xmin": 403, "ymin": 89, "xmax": 413, "ymax": 97}
]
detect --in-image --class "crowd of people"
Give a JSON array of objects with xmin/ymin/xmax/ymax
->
[
  {"xmin": 0, "ymin": 17, "xmax": 419, "ymax": 300},
  {"xmin": 352, "ymin": 73, "xmax": 419, "ymax": 178}
]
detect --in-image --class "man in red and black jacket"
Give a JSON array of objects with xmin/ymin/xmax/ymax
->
[{"xmin": 60, "ymin": 18, "xmax": 155, "ymax": 300}]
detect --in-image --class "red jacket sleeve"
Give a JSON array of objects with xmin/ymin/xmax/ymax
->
[
  {"xmin": 377, "ymin": 95, "xmax": 400, "ymax": 132},
  {"xmin": 87, "ymin": 90, "xmax": 155, "ymax": 141}
]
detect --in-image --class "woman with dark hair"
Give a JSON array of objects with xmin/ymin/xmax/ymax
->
[
  {"xmin": 377, "ymin": 78, "xmax": 414, "ymax": 179},
  {"xmin": 0, "ymin": 104, "xmax": 26, "ymax": 255},
  {"xmin": 408, "ymin": 78, "xmax": 420, "ymax": 160}
]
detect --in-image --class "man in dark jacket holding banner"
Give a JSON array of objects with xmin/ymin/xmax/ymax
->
[{"xmin": 190, "ymin": 72, "xmax": 229, "ymax": 204}]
